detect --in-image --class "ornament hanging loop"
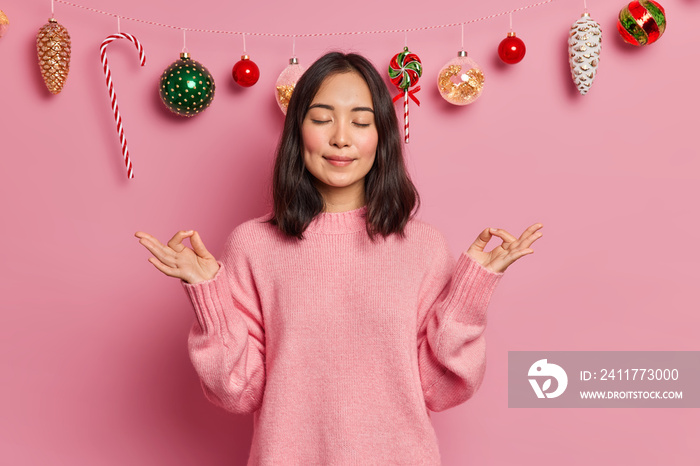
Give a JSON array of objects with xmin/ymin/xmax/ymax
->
[
  {"xmin": 181, "ymin": 28, "xmax": 189, "ymax": 54},
  {"xmin": 509, "ymin": 12, "xmax": 513, "ymax": 33}
]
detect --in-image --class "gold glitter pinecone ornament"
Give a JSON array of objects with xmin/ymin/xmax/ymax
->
[{"xmin": 36, "ymin": 18, "xmax": 71, "ymax": 94}]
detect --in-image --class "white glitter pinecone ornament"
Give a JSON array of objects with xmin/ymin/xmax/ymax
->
[{"xmin": 568, "ymin": 12, "xmax": 602, "ymax": 95}]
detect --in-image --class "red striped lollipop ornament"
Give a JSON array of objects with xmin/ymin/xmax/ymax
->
[
  {"xmin": 100, "ymin": 32, "xmax": 146, "ymax": 179},
  {"xmin": 388, "ymin": 46, "xmax": 422, "ymax": 143}
]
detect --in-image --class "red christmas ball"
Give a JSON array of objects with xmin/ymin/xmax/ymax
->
[
  {"xmin": 232, "ymin": 55, "xmax": 260, "ymax": 87},
  {"xmin": 498, "ymin": 32, "xmax": 526, "ymax": 64}
]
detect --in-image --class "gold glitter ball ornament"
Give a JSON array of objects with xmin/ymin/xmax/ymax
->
[
  {"xmin": 0, "ymin": 10, "xmax": 9, "ymax": 38},
  {"xmin": 437, "ymin": 51, "xmax": 485, "ymax": 105},
  {"xmin": 36, "ymin": 18, "xmax": 71, "ymax": 94},
  {"xmin": 275, "ymin": 57, "xmax": 306, "ymax": 115}
]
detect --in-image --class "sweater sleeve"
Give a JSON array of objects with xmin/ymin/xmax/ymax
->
[
  {"xmin": 416, "ymin": 231, "xmax": 504, "ymax": 412},
  {"xmin": 180, "ymin": 227, "xmax": 265, "ymax": 415}
]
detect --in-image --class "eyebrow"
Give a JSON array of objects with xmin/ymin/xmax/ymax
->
[{"xmin": 308, "ymin": 103, "xmax": 374, "ymax": 113}]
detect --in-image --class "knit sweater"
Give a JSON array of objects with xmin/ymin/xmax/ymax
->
[{"xmin": 181, "ymin": 205, "xmax": 504, "ymax": 466}]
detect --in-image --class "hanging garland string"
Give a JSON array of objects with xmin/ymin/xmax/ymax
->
[{"xmin": 54, "ymin": 0, "xmax": 561, "ymax": 38}]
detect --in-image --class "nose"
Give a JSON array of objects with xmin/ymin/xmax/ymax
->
[{"xmin": 329, "ymin": 119, "xmax": 351, "ymax": 148}]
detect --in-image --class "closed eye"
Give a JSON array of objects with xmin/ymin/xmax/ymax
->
[{"xmin": 311, "ymin": 120, "xmax": 370, "ymax": 127}]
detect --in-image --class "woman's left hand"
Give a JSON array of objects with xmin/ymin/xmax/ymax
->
[{"xmin": 466, "ymin": 223, "xmax": 543, "ymax": 273}]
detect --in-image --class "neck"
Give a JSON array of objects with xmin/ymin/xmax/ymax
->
[{"xmin": 313, "ymin": 180, "xmax": 366, "ymax": 213}]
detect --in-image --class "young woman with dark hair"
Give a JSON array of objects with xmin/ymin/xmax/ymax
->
[
  {"xmin": 268, "ymin": 51, "xmax": 417, "ymax": 241},
  {"xmin": 135, "ymin": 51, "xmax": 542, "ymax": 465}
]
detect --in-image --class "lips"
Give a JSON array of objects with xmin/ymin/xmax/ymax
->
[{"xmin": 323, "ymin": 156, "xmax": 354, "ymax": 167}]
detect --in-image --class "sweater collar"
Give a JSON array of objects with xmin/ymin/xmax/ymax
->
[{"xmin": 305, "ymin": 205, "xmax": 368, "ymax": 234}]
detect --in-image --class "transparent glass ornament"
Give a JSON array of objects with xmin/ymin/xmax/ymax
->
[
  {"xmin": 275, "ymin": 57, "xmax": 306, "ymax": 115},
  {"xmin": 436, "ymin": 51, "xmax": 485, "ymax": 106},
  {"xmin": 0, "ymin": 9, "xmax": 9, "ymax": 38}
]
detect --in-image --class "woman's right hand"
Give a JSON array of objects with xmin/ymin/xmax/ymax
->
[{"xmin": 134, "ymin": 230, "xmax": 220, "ymax": 285}]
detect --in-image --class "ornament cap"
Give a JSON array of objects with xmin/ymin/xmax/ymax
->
[
  {"xmin": 180, "ymin": 52, "xmax": 190, "ymax": 59},
  {"xmin": 507, "ymin": 31, "xmax": 516, "ymax": 37},
  {"xmin": 241, "ymin": 54, "xmax": 250, "ymax": 60},
  {"xmin": 457, "ymin": 50, "xmax": 467, "ymax": 57},
  {"xmin": 289, "ymin": 56, "xmax": 298, "ymax": 65},
  {"xmin": 48, "ymin": 17, "xmax": 57, "ymax": 23}
]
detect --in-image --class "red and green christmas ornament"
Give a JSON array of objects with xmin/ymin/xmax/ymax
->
[
  {"xmin": 159, "ymin": 52, "xmax": 215, "ymax": 117},
  {"xmin": 617, "ymin": 0, "xmax": 666, "ymax": 46}
]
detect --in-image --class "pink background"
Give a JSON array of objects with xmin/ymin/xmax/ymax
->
[{"xmin": 1, "ymin": 0, "xmax": 697, "ymax": 464}]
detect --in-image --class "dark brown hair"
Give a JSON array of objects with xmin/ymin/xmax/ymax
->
[{"xmin": 264, "ymin": 51, "xmax": 420, "ymax": 242}]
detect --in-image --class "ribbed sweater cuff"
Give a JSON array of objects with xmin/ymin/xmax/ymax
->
[
  {"xmin": 436, "ymin": 252, "xmax": 504, "ymax": 357},
  {"xmin": 180, "ymin": 261, "xmax": 229, "ymax": 336}
]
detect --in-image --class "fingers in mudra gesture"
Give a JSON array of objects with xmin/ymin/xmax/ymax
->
[
  {"xmin": 134, "ymin": 230, "xmax": 220, "ymax": 284},
  {"xmin": 466, "ymin": 223, "xmax": 543, "ymax": 274}
]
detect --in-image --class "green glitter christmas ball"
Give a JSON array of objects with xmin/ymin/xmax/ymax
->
[{"xmin": 159, "ymin": 53, "xmax": 215, "ymax": 117}]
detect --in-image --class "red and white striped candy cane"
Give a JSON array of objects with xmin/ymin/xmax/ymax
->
[
  {"xmin": 404, "ymin": 90, "xmax": 409, "ymax": 143},
  {"xmin": 100, "ymin": 33, "xmax": 146, "ymax": 179}
]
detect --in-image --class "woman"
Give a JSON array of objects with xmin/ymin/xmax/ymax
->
[{"xmin": 135, "ymin": 51, "xmax": 542, "ymax": 465}]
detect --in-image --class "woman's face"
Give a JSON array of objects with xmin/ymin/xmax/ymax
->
[{"xmin": 301, "ymin": 71, "xmax": 378, "ymax": 209}]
